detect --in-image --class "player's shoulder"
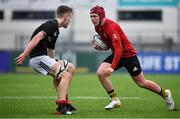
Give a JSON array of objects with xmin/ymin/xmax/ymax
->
[
  {"xmin": 105, "ymin": 18, "xmax": 116, "ymax": 24},
  {"xmin": 41, "ymin": 19, "xmax": 58, "ymax": 27},
  {"xmin": 43, "ymin": 19, "xmax": 58, "ymax": 27},
  {"xmin": 105, "ymin": 19, "xmax": 118, "ymax": 28}
]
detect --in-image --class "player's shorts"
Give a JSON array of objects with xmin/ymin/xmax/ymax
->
[
  {"xmin": 29, "ymin": 55, "xmax": 57, "ymax": 75},
  {"xmin": 103, "ymin": 54, "xmax": 142, "ymax": 76}
]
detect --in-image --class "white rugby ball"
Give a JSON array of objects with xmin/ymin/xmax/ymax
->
[{"xmin": 92, "ymin": 34, "xmax": 109, "ymax": 50}]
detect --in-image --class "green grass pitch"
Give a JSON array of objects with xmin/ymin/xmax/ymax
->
[{"xmin": 0, "ymin": 73, "xmax": 180, "ymax": 118}]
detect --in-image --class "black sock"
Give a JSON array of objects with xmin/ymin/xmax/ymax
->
[
  {"xmin": 159, "ymin": 88, "xmax": 166, "ymax": 97},
  {"xmin": 108, "ymin": 89, "xmax": 118, "ymax": 100}
]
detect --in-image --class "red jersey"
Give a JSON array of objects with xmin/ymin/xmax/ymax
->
[{"xmin": 95, "ymin": 18, "xmax": 137, "ymax": 69}]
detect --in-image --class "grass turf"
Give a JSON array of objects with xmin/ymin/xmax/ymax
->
[{"xmin": 0, "ymin": 73, "xmax": 180, "ymax": 118}]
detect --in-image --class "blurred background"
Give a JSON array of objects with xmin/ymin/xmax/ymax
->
[{"xmin": 0, "ymin": 0, "xmax": 180, "ymax": 74}]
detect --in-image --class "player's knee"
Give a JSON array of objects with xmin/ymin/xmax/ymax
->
[
  {"xmin": 55, "ymin": 66, "xmax": 65, "ymax": 79},
  {"xmin": 67, "ymin": 62, "xmax": 75, "ymax": 73},
  {"xmin": 62, "ymin": 71, "xmax": 71, "ymax": 79},
  {"xmin": 96, "ymin": 69, "xmax": 101, "ymax": 77},
  {"xmin": 54, "ymin": 60, "xmax": 75, "ymax": 79},
  {"xmin": 96, "ymin": 69, "xmax": 104, "ymax": 79},
  {"xmin": 137, "ymin": 81, "xmax": 146, "ymax": 88},
  {"xmin": 55, "ymin": 60, "xmax": 68, "ymax": 79}
]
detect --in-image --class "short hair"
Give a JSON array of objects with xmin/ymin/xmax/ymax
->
[{"xmin": 56, "ymin": 5, "xmax": 73, "ymax": 18}]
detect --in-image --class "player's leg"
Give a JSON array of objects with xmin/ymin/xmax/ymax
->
[
  {"xmin": 30, "ymin": 56, "xmax": 72, "ymax": 114},
  {"xmin": 126, "ymin": 56, "xmax": 175, "ymax": 111},
  {"xmin": 50, "ymin": 60, "xmax": 75, "ymax": 97},
  {"xmin": 30, "ymin": 57, "xmax": 75, "ymax": 114},
  {"xmin": 97, "ymin": 62, "xmax": 121, "ymax": 110},
  {"xmin": 63, "ymin": 62, "xmax": 76, "ymax": 111},
  {"xmin": 97, "ymin": 62, "xmax": 113, "ymax": 91},
  {"xmin": 49, "ymin": 60, "xmax": 76, "ymax": 114},
  {"xmin": 132, "ymin": 72, "xmax": 162, "ymax": 93},
  {"xmin": 62, "ymin": 63, "xmax": 76, "ymax": 111},
  {"xmin": 62, "ymin": 62, "xmax": 75, "ymax": 99},
  {"xmin": 132, "ymin": 72, "xmax": 175, "ymax": 110},
  {"xmin": 51, "ymin": 60, "xmax": 76, "ymax": 111},
  {"xmin": 52, "ymin": 76, "xmax": 60, "ymax": 91},
  {"xmin": 50, "ymin": 60, "xmax": 75, "ymax": 98}
]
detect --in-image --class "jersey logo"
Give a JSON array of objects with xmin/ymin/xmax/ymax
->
[
  {"xmin": 133, "ymin": 67, "xmax": 138, "ymax": 72},
  {"xmin": 54, "ymin": 32, "xmax": 58, "ymax": 37},
  {"xmin": 112, "ymin": 34, "xmax": 117, "ymax": 40},
  {"xmin": 48, "ymin": 37, "xmax": 52, "ymax": 42}
]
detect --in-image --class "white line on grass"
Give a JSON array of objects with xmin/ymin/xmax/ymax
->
[{"xmin": 0, "ymin": 96, "xmax": 140, "ymax": 100}]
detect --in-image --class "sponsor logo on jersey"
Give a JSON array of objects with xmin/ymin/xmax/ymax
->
[
  {"xmin": 112, "ymin": 34, "xmax": 117, "ymax": 40},
  {"xmin": 54, "ymin": 32, "xmax": 58, "ymax": 37},
  {"xmin": 48, "ymin": 37, "xmax": 52, "ymax": 42},
  {"xmin": 133, "ymin": 66, "xmax": 138, "ymax": 72}
]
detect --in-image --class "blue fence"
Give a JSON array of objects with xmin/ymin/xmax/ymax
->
[
  {"xmin": 0, "ymin": 51, "xmax": 180, "ymax": 74},
  {"xmin": 0, "ymin": 51, "xmax": 10, "ymax": 72},
  {"xmin": 138, "ymin": 52, "xmax": 180, "ymax": 74}
]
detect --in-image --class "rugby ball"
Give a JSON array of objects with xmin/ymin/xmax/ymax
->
[{"xmin": 92, "ymin": 34, "xmax": 109, "ymax": 50}]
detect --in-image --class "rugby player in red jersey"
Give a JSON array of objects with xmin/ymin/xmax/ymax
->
[
  {"xmin": 15, "ymin": 5, "xmax": 76, "ymax": 115},
  {"xmin": 90, "ymin": 5, "xmax": 175, "ymax": 111}
]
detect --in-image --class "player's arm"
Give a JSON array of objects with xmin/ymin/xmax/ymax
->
[
  {"xmin": 104, "ymin": 28, "xmax": 122, "ymax": 76},
  {"xmin": 110, "ymin": 32, "xmax": 122, "ymax": 70},
  {"xmin": 47, "ymin": 48, "xmax": 55, "ymax": 58},
  {"xmin": 15, "ymin": 31, "xmax": 45, "ymax": 65}
]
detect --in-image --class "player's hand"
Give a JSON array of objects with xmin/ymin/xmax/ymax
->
[
  {"xmin": 15, "ymin": 53, "xmax": 26, "ymax": 65},
  {"xmin": 53, "ymin": 76, "xmax": 60, "ymax": 91},
  {"xmin": 91, "ymin": 40, "xmax": 104, "ymax": 50},
  {"xmin": 103, "ymin": 67, "xmax": 114, "ymax": 77}
]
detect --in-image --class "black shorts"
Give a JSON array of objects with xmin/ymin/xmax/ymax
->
[{"xmin": 103, "ymin": 54, "xmax": 142, "ymax": 76}]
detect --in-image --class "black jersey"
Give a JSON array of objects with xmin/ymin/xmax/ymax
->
[{"xmin": 30, "ymin": 19, "xmax": 59, "ymax": 58}]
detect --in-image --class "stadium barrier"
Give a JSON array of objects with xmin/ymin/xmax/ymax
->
[
  {"xmin": 138, "ymin": 52, "xmax": 180, "ymax": 74},
  {"xmin": 0, "ymin": 51, "xmax": 180, "ymax": 74},
  {"xmin": 0, "ymin": 51, "xmax": 10, "ymax": 72}
]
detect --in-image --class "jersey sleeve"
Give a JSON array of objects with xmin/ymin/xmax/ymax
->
[
  {"xmin": 106, "ymin": 26, "xmax": 123, "ymax": 69},
  {"xmin": 41, "ymin": 21, "xmax": 57, "ymax": 37}
]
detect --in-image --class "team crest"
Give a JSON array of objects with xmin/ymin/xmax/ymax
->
[
  {"xmin": 112, "ymin": 34, "xmax": 117, "ymax": 40},
  {"xmin": 54, "ymin": 32, "xmax": 58, "ymax": 37},
  {"xmin": 48, "ymin": 37, "xmax": 52, "ymax": 42}
]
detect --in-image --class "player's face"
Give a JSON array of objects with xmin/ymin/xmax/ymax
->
[
  {"xmin": 62, "ymin": 13, "xmax": 73, "ymax": 28},
  {"xmin": 90, "ymin": 13, "xmax": 100, "ymax": 26}
]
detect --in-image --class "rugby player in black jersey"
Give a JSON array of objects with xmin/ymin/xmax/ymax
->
[{"xmin": 15, "ymin": 5, "xmax": 76, "ymax": 115}]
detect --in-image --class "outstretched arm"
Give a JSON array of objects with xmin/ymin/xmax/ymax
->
[{"xmin": 15, "ymin": 31, "xmax": 45, "ymax": 65}]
